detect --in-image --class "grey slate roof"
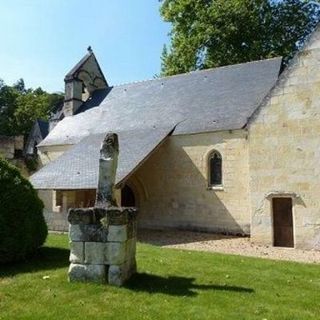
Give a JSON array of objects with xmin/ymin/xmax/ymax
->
[
  {"xmin": 30, "ymin": 127, "xmax": 173, "ymax": 189},
  {"xmin": 39, "ymin": 57, "xmax": 282, "ymax": 147},
  {"xmin": 37, "ymin": 120, "xmax": 49, "ymax": 138}
]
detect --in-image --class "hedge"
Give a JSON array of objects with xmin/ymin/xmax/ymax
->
[{"xmin": 0, "ymin": 158, "xmax": 47, "ymax": 263}]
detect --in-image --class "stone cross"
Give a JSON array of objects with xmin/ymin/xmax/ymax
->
[{"xmin": 95, "ymin": 133, "xmax": 119, "ymax": 208}]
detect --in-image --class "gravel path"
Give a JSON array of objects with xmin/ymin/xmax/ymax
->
[{"xmin": 138, "ymin": 229, "xmax": 320, "ymax": 264}]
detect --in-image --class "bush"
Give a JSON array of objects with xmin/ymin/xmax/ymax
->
[{"xmin": 0, "ymin": 158, "xmax": 47, "ymax": 263}]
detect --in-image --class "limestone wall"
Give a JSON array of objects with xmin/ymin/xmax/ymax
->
[
  {"xmin": 130, "ymin": 130, "xmax": 251, "ymax": 234},
  {"xmin": 0, "ymin": 135, "xmax": 24, "ymax": 160},
  {"xmin": 249, "ymin": 29, "xmax": 320, "ymax": 249},
  {"xmin": 38, "ymin": 189, "xmax": 96, "ymax": 231}
]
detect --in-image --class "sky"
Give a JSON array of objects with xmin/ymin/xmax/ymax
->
[{"xmin": 0, "ymin": 0, "xmax": 170, "ymax": 93}]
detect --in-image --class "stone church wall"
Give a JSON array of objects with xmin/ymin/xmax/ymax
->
[
  {"xmin": 131, "ymin": 130, "xmax": 251, "ymax": 235},
  {"xmin": 37, "ymin": 130, "xmax": 251, "ymax": 235},
  {"xmin": 249, "ymin": 28, "xmax": 320, "ymax": 249}
]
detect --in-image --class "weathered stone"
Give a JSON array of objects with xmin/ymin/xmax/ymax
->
[
  {"xmin": 108, "ymin": 258, "xmax": 136, "ymax": 286},
  {"xmin": 68, "ymin": 263, "xmax": 87, "ymax": 282},
  {"xmin": 107, "ymin": 207, "xmax": 137, "ymax": 225},
  {"xmin": 68, "ymin": 263, "xmax": 107, "ymax": 283},
  {"xmin": 108, "ymin": 264, "xmax": 127, "ymax": 286},
  {"xmin": 107, "ymin": 242, "xmax": 126, "ymax": 264},
  {"xmin": 69, "ymin": 224, "xmax": 108, "ymax": 242},
  {"xmin": 69, "ymin": 241, "xmax": 84, "ymax": 263},
  {"xmin": 127, "ymin": 220, "xmax": 137, "ymax": 239},
  {"xmin": 126, "ymin": 238, "xmax": 137, "ymax": 259},
  {"xmin": 93, "ymin": 207, "xmax": 108, "ymax": 221},
  {"xmin": 107, "ymin": 225, "xmax": 128, "ymax": 242},
  {"xmin": 84, "ymin": 242, "xmax": 107, "ymax": 264},
  {"xmin": 68, "ymin": 208, "xmax": 95, "ymax": 225},
  {"xmin": 95, "ymin": 133, "xmax": 118, "ymax": 208}
]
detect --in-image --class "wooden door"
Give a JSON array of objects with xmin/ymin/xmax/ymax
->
[{"xmin": 272, "ymin": 198, "xmax": 294, "ymax": 247}]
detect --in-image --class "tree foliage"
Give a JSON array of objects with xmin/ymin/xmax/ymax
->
[
  {"xmin": 160, "ymin": 0, "xmax": 320, "ymax": 76},
  {"xmin": 0, "ymin": 158, "xmax": 47, "ymax": 263},
  {"xmin": 0, "ymin": 79, "xmax": 63, "ymax": 136}
]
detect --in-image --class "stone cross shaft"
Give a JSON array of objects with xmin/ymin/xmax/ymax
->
[{"xmin": 95, "ymin": 133, "xmax": 119, "ymax": 208}]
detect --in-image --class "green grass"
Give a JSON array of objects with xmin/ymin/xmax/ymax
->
[{"xmin": 1, "ymin": 234, "xmax": 320, "ymax": 320}]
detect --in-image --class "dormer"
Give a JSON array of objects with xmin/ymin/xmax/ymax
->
[{"xmin": 63, "ymin": 47, "xmax": 108, "ymax": 116}]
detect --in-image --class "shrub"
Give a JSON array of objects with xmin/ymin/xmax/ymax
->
[{"xmin": 0, "ymin": 158, "xmax": 47, "ymax": 263}]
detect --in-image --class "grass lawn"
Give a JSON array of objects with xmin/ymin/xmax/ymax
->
[{"xmin": 1, "ymin": 234, "xmax": 319, "ymax": 320}]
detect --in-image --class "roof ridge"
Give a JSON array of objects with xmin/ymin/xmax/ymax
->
[{"xmin": 111, "ymin": 57, "xmax": 282, "ymax": 88}]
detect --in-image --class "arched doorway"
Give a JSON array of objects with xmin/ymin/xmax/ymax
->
[{"xmin": 121, "ymin": 185, "xmax": 135, "ymax": 207}]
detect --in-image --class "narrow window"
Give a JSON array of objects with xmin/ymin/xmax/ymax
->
[{"xmin": 209, "ymin": 151, "xmax": 222, "ymax": 186}]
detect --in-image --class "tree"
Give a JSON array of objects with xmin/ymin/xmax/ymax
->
[
  {"xmin": 160, "ymin": 0, "xmax": 320, "ymax": 76},
  {"xmin": 0, "ymin": 81, "xmax": 20, "ymax": 135},
  {"xmin": 0, "ymin": 78, "xmax": 64, "ymax": 136},
  {"xmin": 13, "ymin": 91, "xmax": 51, "ymax": 135}
]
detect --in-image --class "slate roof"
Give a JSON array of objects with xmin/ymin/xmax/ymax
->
[
  {"xmin": 39, "ymin": 57, "xmax": 282, "ymax": 147},
  {"xmin": 30, "ymin": 127, "xmax": 173, "ymax": 189},
  {"xmin": 37, "ymin": 120, "xmax": 49, "ymax": 139}
]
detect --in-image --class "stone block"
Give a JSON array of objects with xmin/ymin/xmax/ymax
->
[
  {"xmin": 69, "ymin": 224, "xmax": 108, "ymax": 242},
  {"xmin": 126, "ymin": 238, "xmax": 136, "ymax": 259},
  {"xmin": 106, "ymin": 207, "xmax": 137, "ymax": 225},
  {"xmin": 107, "ymin": 225, "xmax": 128, "ymax": 242},
  {"xmin": 68, "ymin": 208, "xmax": 96, "ymax": 225},
  {"xmin": 69, "ymin": 224, "xmax": 82, "ymax": 241},
  {"xmin": 85, "ymin": 242, "xmax": 107, "ymax": 264},
  {"xmin": 69, "ymin": 242, "xmax": 84, "ymax": 263},
  {"xmin": 107, "ymin": 242, "xmax": 126, "ymax": 264},
  {"xmin": 68, "ymin": 263, "xmax": 87, "ymax": 282},
  {"xmin": 127, "ymin": 221, "xmax": 137, "ymax": 239},
  {"xmin": 68, "ymin": 263, "xmax": 107, "ymax": 283},
  {"xmin": 108, "ymin": 258, "xmax": 137, "ymax": 286}
]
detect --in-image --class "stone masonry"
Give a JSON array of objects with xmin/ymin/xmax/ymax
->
[{"xmin": 68, "ymin": 133, "xmax": 137, "ymax": 285}]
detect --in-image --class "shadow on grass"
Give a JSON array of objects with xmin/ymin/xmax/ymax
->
[
  {"xmin": 1, "ymin": 246, "xmax": 69, "ymax": 277},
  {"xmin": 125, "ymin": 273, "xmax": 254, "ymax": 297}
]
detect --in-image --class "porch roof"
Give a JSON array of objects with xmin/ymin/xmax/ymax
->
[{"xmin": 30, "ymin": 126, "xmax": 174, "ymax": 190}]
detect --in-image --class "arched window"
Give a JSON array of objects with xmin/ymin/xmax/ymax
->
[{"xmin": 208, "ymin": 151, "xmax": 222, "ymax": 186}]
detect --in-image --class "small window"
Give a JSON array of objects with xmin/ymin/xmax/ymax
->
[
  {"xmin": 55, "ymin": 190, "xmax": 63, "ymax": 207},
  {"xmin": 208, "ymin": 151, "xmax": 222, "ymax": 186}
]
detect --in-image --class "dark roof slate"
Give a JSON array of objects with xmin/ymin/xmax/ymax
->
[{"xmin": 37, "ymin": 120, "xmax": 49, "ymax": 139}]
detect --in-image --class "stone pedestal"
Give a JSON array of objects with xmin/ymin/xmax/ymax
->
[{"xmin": 68, "ymin": 206, "xmax": 137, "ymax": 286}]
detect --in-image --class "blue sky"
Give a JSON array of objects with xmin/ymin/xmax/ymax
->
[{"xmin": 0, "ymin": 0, "xmax": 170, "ymax": 92}]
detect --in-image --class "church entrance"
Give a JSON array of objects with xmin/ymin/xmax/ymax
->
[
  {"xmin": 272, "ymin": 198, "xmax": 294, "ymax": 248},
  {"xmin": 121, "ymin": 185, "xmax": 136, "ymax": 207}
]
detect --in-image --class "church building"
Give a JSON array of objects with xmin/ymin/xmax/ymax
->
[{"xmin": 30, "ymin": 26, "xmax": 320, "ymax": 250}]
